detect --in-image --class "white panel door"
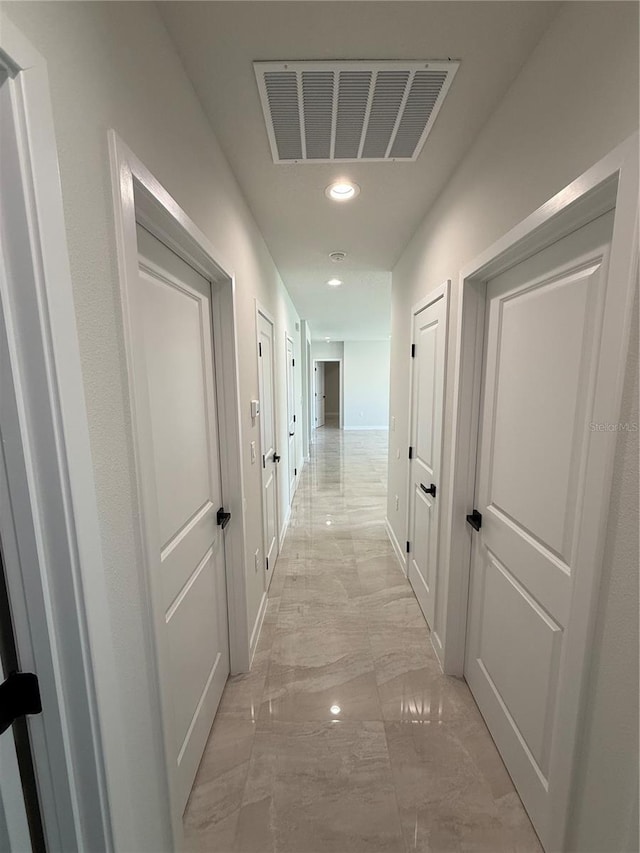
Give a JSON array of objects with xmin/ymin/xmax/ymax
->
[
  {"xmin": 258, "ymin": 311, "xmax": 279, "ymax": 586},
  {"xmin": 286, "ymin": 337, "xmax": 296, "ymax": 503},
  {"xmin": 135, "ymin": 225, "xmax": 229, "ymax": 812},
  {"xmin": 314, "ymin": 362, "xmax": 325, "ymax": 428},
  {"xmin": 465, "ymin": 211, "xmax": 615, "ymax": 848},
  {"xmin": 407, "ymin": 294, "xmax": 446, "ymax": 628}
]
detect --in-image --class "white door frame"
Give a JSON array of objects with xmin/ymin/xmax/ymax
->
[
  {"xmin": 440, "ymin": 134, "xmax": 638, "ymax": 851},
  {"xmin": 405, "ymin": 281, "xmax": 450, "ymax": 648},
  {"xmin": 255, "ymin": 301, "xmax": 281, "ymax": 589},
  {"xmin": 0, "ymin": 15, "xmax": 117, "ymax": 851},
  {"xmin": 313, "ymin": 358, "xmax": 343, "ymax": 428},
  {"xmin": 109, "ymin": 131, "xmax": 250, "ymax": 845}
]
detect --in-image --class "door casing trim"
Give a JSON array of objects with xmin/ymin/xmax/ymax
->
[
  {"xmin": 0, "ymin": 15, "xmax": 116, "ymax": 851},
  {"xmin": 109, "ymin": 130, "xmax": 250, "ymax": 847},
  {"xmin": 441, "ymin": 132, "xmax": 639, "ymax": 851}
]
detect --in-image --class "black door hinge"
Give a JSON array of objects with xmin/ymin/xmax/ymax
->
[
  {"xmin": 258, "ymin": 342, "xmax": 262, "ymax": 357},
  {"xmin": 406, "ymin": 541, "xmax": 411, "ymax": 554},
  {"xmin": 0, "ymin": 671, "xmax": 42, "ymax": 736},
  {"xmin": 293, "ymin": 415, "xmax": 296, "ymax": 423},
  {"xmin": 217, "ymin": 507, "xmax": 231, "ymax": 529},
  {"xmin": 266, "ymin": 557, "xmax": 269, "ymax": 572},
  {"xmin": 411, "ymin": 344, "xmax": 416, "ymax": 358},
  {"xmin": 466, "ymin": 510, "xmax": 482, "ymax": 531},
  {"xmin": 294, "ymin": 468, "xmax": 297, "ymax": 476},
  {"xmin": 408, "ymin": 446, "xmax": 414, "ymax": 460},
  {"xmin": 292, "ymin": 358, "xmax": 295, "ymax": 367}
]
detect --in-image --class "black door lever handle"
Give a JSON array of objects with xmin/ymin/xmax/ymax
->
[
  {"xmin": 420, "ymin": 483, "xmax": 436, "ymax": 497},
  {"xmin": 217, "ymin": 507, "xmax": 231, "ymax": 529},
  {"xmin": 466, "ymin": 510, "xmax": 482, "ymax": 531}
]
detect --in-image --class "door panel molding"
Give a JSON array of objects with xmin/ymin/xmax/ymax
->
[
  {"xmin": 442, "ymin": 133, "xmax": 639, "ymax": 851},
  {"xmin": 110, "ymin": 131, "xmax": 249, "ymax": 847}
]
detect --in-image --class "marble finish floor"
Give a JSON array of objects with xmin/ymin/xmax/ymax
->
[{"xmin": 183, "ymin": 427, "xmax": 542, "ymax": 853}]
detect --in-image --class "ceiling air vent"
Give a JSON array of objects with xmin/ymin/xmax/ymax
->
[{"xmin": 254, "ymin": 60, "xmax": 459, "ymax": 164}]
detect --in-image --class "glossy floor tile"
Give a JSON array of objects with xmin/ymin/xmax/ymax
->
[{"xmin": 183, "ymin": 426, "xmax": 542, "ymax": 852}]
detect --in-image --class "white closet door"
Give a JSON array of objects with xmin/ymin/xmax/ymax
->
[
  {"xmin": 286, "ymin": 337, "xmax": 296, "ymax": 502},
  {"xmin": 258, "ymin": 311, "xmax": 279, "ymax": 584},
  {"xmin": 135, "ymin": 224, "xmax": 229, "ymax": 811},
  {"xmin": 465, "ymin": 211, "xmax": 615, "ymax": 847},
  {"xmin": 407, "ymin": 294, "xmax": 446, "ymax": 628}
]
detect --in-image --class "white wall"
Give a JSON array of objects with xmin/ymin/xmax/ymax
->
[
  {"xmin": 1, "ymin": 3, "xmax": 303, "ymax": 850},
  {"xmin": 386, "ymin": 3, "xmax": 638, "ymax": 849},
  {"xmin": 310, "ymin": 340, "xmax": 391, "ymax": 430},
  {"xmin": 343, "ymin": 341, "xmax": 390, "ymax": 429},
  {"xmin": 311, "ymin": 340, "xmax": 344, "ymax": 360}
]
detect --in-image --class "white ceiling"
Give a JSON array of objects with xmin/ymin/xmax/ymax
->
[{"xmin": 160, "ymin": 1, "xmax": 559, "ymax": 341}]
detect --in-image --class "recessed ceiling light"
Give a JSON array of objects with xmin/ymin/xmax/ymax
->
[
  {"xmin": 330, "ymin": 705, "xmax": 341, "ymax": 715},
  {"xmin": 325, "ymin": 181, "xmax": 360, "ymax": 201},
  {"xmin": 325, "ymin": 337, "xmax": 331, "ymax": 342},
  {"xmin": 327, "ymin": 278, "xmax": 342, "ymax": 287}
]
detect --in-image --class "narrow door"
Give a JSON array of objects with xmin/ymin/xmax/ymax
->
[
  {"xmin": 407, "ymin": 294, "xmax": 446, "ymax": 628},
  {"xmin": 286, "ymin": 337, "xmax": 296, "ymax": 502},
  {"xmin": 465, "ymin": 211, "xmax": 615, "ymax": 847},
  {"xmin": 257, "ymin": 312, "xmax": 279, "ymax": 586},
  {"xmin": 314, "ymin": 362, "xmax": 325, "ymax": 427},
  {"xmin": 135, "ymin": 225, "xmax": 229, "ymax": 811}
]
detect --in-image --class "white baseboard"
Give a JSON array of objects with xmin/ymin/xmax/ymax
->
[
  {"xmin": 343, "ymin": 425, "xmax": 389, "ymax": 431},
  {"xmin": 385, "ymin": 518, "xmax": 407, "ymax": 575},
  {"xmin": 249, "ymin": 591, "xmax": 268, "ymax": 667},
  {"xmin": 279, "ymin": 456, "xmax": 305, "ymax": 550},
  {"xmin": 279, "ymin": 504, "xmax": 291, "ymax": 549},
  {"xmin": 430, "ymin": 629, "xmax": 445, "ymax": 671}
]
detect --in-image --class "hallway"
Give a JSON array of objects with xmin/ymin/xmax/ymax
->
[{"xmin": 184, "ymin": 427, "xmax": 541, "ymax": 853}]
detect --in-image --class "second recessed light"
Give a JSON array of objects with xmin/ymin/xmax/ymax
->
[
  {"xmin": 325, "ymin": 181, "xmax": 360, "ymax": 201},
  {"xmin": 327, "ymin": 278, "xmax": 342, "ymax": 287}
]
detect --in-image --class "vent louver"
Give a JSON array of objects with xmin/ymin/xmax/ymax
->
[{"xmin": 254, "ymin": 60, "xmax": 458, "ymax": 164}]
